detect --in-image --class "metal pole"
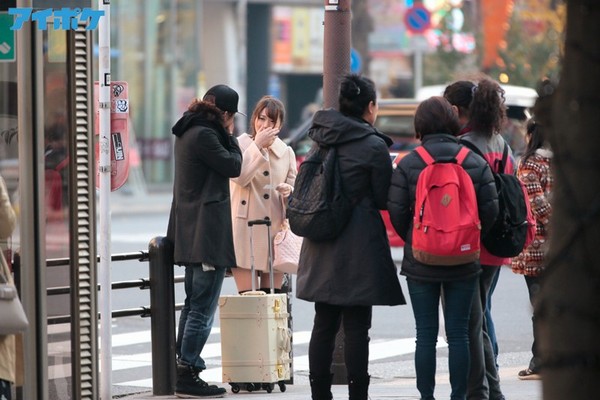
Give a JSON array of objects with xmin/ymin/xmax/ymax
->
[
  {"xmin": 98, "ymin": 0, "xmax": 112, "ymax": 398},
  {"xmin": 236, "ymin": 0, "xmax": 248, "ymax": 128},
  {"xmin": 413, "ymin": 48, "xmax": 423, "ymax": 97},
  {"xmin": 323, "ymin": 0, "xmax": 351, "ymax": 384},
  {"xmin": 16, "ymin": 1, "xmax": 48, "ymax": 398},
  {"xmin": 148, "ymin": 237, "xmax": 177, "ymax": 395},
  {"xmin": 323, "ymin": 0, "xmax": 351, "ymax": 110}
]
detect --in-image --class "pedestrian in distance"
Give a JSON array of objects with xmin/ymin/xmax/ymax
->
[
  {"xmin": 0, "ymin": 174, "xmax": 17, "ymax": 400},
  {"xmin": 230, "ymin": 95, "xmax": 297, "ymax": 293},
  {"xmin": 511, "ymin": 119, "xmax": 553, "ymax": 380},
  {"xmin": 444, "ymin": 78, "xmax": 512, "ymax": 400},
  {"xmin": 296, "ymin": 74, "xmax": 406, "ymax": 400},
  {"xmin": 166, "ymin": 84, "xmax": 243, "ymax": 398},
  {"xmin": 388, "ymin": 96, "xmax": 499, "ymax": 400}
]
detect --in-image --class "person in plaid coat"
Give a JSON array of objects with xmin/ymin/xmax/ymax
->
[{"xmin": 511, "ymin": 119, "xmax": 553, "ymax": 380}]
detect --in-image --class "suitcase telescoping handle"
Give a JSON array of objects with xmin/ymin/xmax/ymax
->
[
  {"xmin": 248, "ymin": 219, "xmax": 271, "ymax": 227},
  {"xmin": 247, "ymin": 219, "xmax": 274, "ymax": 293}
]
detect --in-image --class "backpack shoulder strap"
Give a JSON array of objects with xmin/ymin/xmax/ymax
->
[
  {"xmin": 455, "ymin": 146, "xmax": 470, "ymax": 166},
  {"xmin": 500, "ymin": 142, "xmax": 509, "ymax": 173},
  {"xmin": 414, "ymin": 146, "xmax": 435, "ymax": 166},
  {"xmin": 459, "ymin": 139, "xmax": 485, "ymax": 160}
]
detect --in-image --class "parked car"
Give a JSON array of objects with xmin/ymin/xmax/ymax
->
[{"xmin": 284, "ymin": 98, "xmax": 420, "ymax": 247}]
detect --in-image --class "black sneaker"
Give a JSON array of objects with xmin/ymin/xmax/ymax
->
[
  {"xmin": 518, "ymin": 368, "xmax": 541, "ymax": 380},
  {"xmin": 176, "ymin": 364, "xmax": 227, "ymax": 398}
]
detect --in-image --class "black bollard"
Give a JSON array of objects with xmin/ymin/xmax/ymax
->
[{"xmin": 148, "ymin": 236, "xmax": 176, "ymax": 395}]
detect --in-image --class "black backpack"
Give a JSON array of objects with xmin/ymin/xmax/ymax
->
[
  {"xmin": 287, "ymin": 145, "xmax": 353, "ymax": 241},
  {"xmin": 461, "ymin": 140, "xmax": 530, "ymax": 257}
]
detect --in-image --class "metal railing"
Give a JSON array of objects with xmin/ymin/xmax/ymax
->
[
  {"xmin": 14, "ymin": 237, "xmax": 178, "ymax": 394},
  {"xmin": 14, "ymin": 236, "xmax": 294, "ymax": 395}
]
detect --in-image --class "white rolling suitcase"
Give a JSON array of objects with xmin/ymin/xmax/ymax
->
[{"xmin": 219, "ymin": 219, "xmax": 292, "ymax": 394}]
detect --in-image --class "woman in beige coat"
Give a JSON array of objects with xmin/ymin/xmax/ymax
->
[
  {"xmin": 0, "ymin": 174, "xmax": 17, "ymax": 399},
  {"xmin": 230, "ymin": 96, "xmax": 297, "ymax": 293}
]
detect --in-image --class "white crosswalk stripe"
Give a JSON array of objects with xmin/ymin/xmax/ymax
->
[
  {"xmin": 105, "ymin": 330, "xmax": 447, "ymax": 388},
  {"xmin": 47, "ymin": 324, "xmax": 447, "ymax": 387}
]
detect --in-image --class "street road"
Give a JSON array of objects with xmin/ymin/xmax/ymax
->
[{"xmin": 48, "ymin": 203, "xmax": 537, "ymax": 394}]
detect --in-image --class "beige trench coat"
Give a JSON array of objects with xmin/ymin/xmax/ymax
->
[
  {"xmin": 230, "ymin": 134, "xmax": 297, "ymax": 271},
  {"xmin": 0, "ymin": 175, "xmax": 17, "ymax": 383}
]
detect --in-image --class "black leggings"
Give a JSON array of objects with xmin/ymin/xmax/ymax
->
[{"xmin": 308, "ymin": 302, "xmax": 372, "ymax": 378}]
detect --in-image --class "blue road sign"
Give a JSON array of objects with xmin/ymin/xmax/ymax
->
[
  {"xmin": 350, "ymin": 48, "xmax": 362, "ymax": 73},
  {"xmin": 404, "ymin": 5, "xmax": 431, "ymax": 34}
]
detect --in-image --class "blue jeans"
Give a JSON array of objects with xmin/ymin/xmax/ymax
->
[
  {"xmin": 485, "ymin": 267, "xmax": 501, "ymax": 365},
  {"xmin": 176, "ymin": 265, "xmax": 226, "ymax": 370},
  {"xmin": 408, "ymin": 277, "xmax": 477, "ymax": 400},
  {"xmin": 468, "ymin": 265, "xmax": 503, "ymax": 400}
]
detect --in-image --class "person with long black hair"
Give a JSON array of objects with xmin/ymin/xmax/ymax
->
[
  {"xmin": 297, "ymin": 74, "xmax": 405, "ymax": 400},
  {"xmin": 511, "ymin": 119, "xmax": 553, "ymax": 380}
]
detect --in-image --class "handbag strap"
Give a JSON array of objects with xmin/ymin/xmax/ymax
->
[{"xmin": 279, "ymin": 194, "xmax": 288, "ymax": 227}]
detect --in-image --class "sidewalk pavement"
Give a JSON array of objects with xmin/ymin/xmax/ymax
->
[
  {"xmin": 116, "ymin": 365, "xmax": 542, "ymax": 399},
  {"xmin": 110, "ymin": 189, "xmax": 543, "ymax": 399}
]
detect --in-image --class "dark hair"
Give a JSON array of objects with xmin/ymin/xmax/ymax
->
[
  {"xmin": 338, "ymin": 74, "xmax": 376, "ymax": 119},
  {"xmin": 248, "ymin": 96, "xmax": 286, "ymax": 137},
  {"xmin": 444, "ymin": 78, "xmax": 506, "ymax": 137},
  {"xmin": 414, "ymin": 96, "xmax": 460, "ymax": 138},
  {"xmin": 521, "ymin": 119, "xmax": 546, "ymax": 163},
  {"xmin": 443, "ymin": 80, "xmax": 475, "ymax": 120}
]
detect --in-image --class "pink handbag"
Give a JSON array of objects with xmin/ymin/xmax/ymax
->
[
  {"xmin": 273, "ymin": 218, "xmax": 302, "ymax": 274},
  {"xmin": 273, "ymin": 193, "xmax": 303, "ymax": 274}
]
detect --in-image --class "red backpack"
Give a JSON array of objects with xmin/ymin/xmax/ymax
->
[{"xmin": 412, "ymin": 146, "xmax": 481, "ymax": 266}]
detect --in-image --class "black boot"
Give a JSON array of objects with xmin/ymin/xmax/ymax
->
[
  {"xmin": 348, "ymin": 375, "xmax": 370, "ymax": 400},
  {"xmin": 259, "ymin": 287, "xmax": 282, "ymax": 294},
  {"xmin": 175, "ymin": 363, "xmax": 226, "ymax": 398},
  {"xmin": 309, "ymin": 373, "xmax": 333, "ymax": 400}
]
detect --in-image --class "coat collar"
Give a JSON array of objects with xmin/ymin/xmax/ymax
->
[{"xmin": 269, "ymin": 137, "xmax": 288, "ymax": 158}]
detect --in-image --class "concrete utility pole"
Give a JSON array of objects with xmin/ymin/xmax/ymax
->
[
  {"xmin": 323, "ymin": 0, "xmax": 351, "ymax": 384},
  {"xmin": 323, "ymin": 0, "xmax": 351, "ymax": 109}
]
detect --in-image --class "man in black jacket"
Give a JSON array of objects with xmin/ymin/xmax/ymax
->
[{"xmin": 167, "ymin": 84, "xmax": 243, "ymax": 398}]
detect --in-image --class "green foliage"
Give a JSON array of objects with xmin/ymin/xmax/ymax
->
[
  {"xmin": 487, "ymin": 9, "xmax": 563, "ymax": 87},
  {"xmin": 420, "ymin": 1, "xmax": 563, "ymax": 88}
]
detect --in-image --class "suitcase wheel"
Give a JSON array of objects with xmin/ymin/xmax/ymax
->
[
  {"xmin": 264, "ymin": 383, "xmax": 274, "ymax": 393},
  {"xmin": 246, "ymin": 383, "xmax": 256, "ymax": 392},
  {"xmin": 230, "ymin": 383, "xmax": 240, "ymax": 394},
  {"xmin": 278, "ymin": 382, "xmax": 286, "ymax": 392}
]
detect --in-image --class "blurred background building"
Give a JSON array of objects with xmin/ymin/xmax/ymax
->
[{"xmin": 107, "ymin": 0, "xmax": 563, "ymax": 186}]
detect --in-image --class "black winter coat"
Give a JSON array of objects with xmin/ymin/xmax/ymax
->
[
  {"xmin": 387, "ymin": 134, "xmax": 499, "ymax": 282},
  {"xmin": 296, "ymin": 109, "xmax": 406, "ymax": 306},
  {"xmin": 167, "ymin": 103, "xmax": 243, "ymax": 268}
]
